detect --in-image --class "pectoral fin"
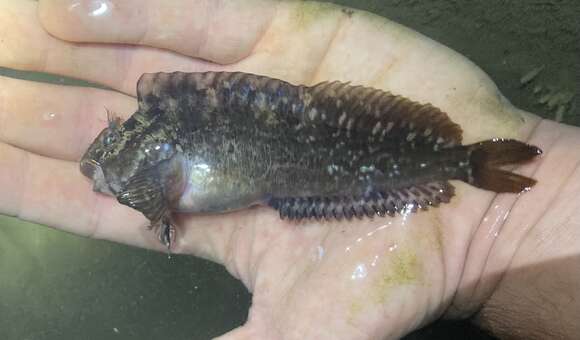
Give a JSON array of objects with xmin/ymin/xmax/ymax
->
[
  {"xmin": 117, "ymin": 154, "xmax": 185, "ymax": 221},
  {"xmin": 117, "ymin": 166, "xmax": 168, "ymax": 223},
  {"xmin": 116, "ymin": 156, "xmax": 186, "ymax": 249},
  {"xmin": 117, "ymin": 168, "xmax": 176, "ymax": 249}
]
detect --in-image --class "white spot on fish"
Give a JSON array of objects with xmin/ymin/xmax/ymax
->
[
  {"xmin": 372, "ymin": 122, "xmax": 382, "ymax": 135},
  {"xmin": 347, "ymin": 118, "xmax": 355, "ymax": 130},
  {"xmin": 338, "ymin": 112, "xmax": 347, "ymax": 126},
  {"xmin": 406, "ymin": 132, "xmax": 416, "ymax": 141},
  {"xmin": 385, "ymin": 121, "xmax": 394, "ymax": 132},
  {"xmin": 467, "ymin": 167, "xmax": 474, "ymax": 183},
  {"xmin": 359, "ymin": 165, "xmax": 375, "ymax": 173},
  {"xmin": 308, "ymin": 108, "xmax": 318, "ymax": 121},
  {"xmin": 167, "ymin": 98, "xmax": 178, "ymax": 110},
  {"xmin": 207, "ymin": 88, "xmax": 218, "ymax": 108},
  {"xmin": 327, "ymin": 164, "xmax": 340, "ymax": 175},
  {"xmin": 302, "ymin": 94, "xmax": 313, "ymax": 106},
  {"xmin": 256, "ymin": 93, "xmax": 267, "ymax": 108}
]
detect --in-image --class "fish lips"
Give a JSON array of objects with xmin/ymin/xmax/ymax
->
[{"xmin": 80, "ymin": 159, "xmax": 114, "ymax": 196}]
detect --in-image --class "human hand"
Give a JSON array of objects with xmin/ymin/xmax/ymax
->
[{"xmin": 1, "ymin": 1, "xmax": 577, "ymax": 339}]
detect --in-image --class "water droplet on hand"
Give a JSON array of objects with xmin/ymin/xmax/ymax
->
[
  {"xmin": 350, "ymin": 263, "xmax": 368, "ymax": 280},
  {"xmin": 88, "ymin": 1, "xmax": 111, "ymax": 17},
  {"xmin": 43, "ymin": 112, "xmax": 56, "ymax": 121},
  {"xmin": 69, "ymin": 0, "xmax": 114, "ymax": 18}
]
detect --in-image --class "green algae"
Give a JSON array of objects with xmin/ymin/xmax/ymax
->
[{"xmin": 373, "ymin": 246, "xmax": 423, "ymax": 304}]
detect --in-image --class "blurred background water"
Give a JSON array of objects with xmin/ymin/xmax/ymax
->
[{"xmin": 0, "ymin": 1, "xmax": 578, "ymax": 339}]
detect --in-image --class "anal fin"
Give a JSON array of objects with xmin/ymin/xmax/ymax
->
[{"xmin": 268, "ymin": 181, "xmax": 455, "ymax": 221}]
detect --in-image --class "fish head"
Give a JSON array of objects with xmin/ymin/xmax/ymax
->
[
  {"xmin": 80, "ymin": 114, "xmax": 126, "ymax": 195},
  {"xmin": 80, "ymin": 113, "xmax": 178, "ymax": 196}
]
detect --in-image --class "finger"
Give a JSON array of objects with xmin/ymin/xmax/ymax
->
[
  {"xmin": 0, "ymin": 0, "xmax": 216, "ymax": 95},
  {"xmin": 4, "ymin": 0, "xmax": 348, "ymax": 93},
  {"xmin": 0, "ymin": 76, "xmax": 136, "ymax": 161},
  {"xmin": 36, "ymin": 0, "xmax": 352, "ymax": 85},
  {"xmin": 0, "ymin": 141, "xmax": 150, "ymax": 246},
  {"xmin": 38, "ymin": 0, "xmax": 275, "ymax": 65}
]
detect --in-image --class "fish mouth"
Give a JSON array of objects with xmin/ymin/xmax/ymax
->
[
  {"xmin": 80, "ymin": 159, "xmax": 114, "ymax": 195},
  {"xmin": 80, "ymin": 159, "xmax": 100, "ymax": 179}
]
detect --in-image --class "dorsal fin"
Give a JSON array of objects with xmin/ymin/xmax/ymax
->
[
  {"xmin": 133, "ymin": 72, "xmax": 463, "ymax": 148},
  {"xmin": 268, "ymin": 181, "xmax": 455, "ymax": 220},
  {"xmin": 302, "ymin": 80, "xmax": 463, "ymax": 147},
  {"xmin": 134, "ymin": 71, "xmax": 303, "ymax": 132}
]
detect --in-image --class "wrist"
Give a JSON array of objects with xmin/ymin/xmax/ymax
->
[
  {"xmin": 449, "ymin": 115, "xmax": 580, "ymax": 337},
  {"xmin": 475, "ymin": 118, "xmax": 580, "ymax": 339}
]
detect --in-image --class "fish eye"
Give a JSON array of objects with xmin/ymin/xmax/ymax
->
[{"xmin": 103, "ymin": 130, "xmax": 117, "ymax": 146}]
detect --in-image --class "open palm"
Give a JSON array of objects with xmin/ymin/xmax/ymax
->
[{"xmin": 0, "ymin": 0, "xmax": 544, "ymax": 339}]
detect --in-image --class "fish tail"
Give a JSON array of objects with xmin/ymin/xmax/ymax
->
[{"xmin": 467, "ymin": 139, "xmax": 542, "ymax": 193}]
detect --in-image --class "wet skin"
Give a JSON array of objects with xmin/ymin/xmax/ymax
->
[{"xmin": 0, "ymin": 1, "xmax": 579, "ymax": 339}]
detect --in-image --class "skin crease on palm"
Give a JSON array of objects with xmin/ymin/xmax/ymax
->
[{"xmin": 0, "ymin": 0, "xmax": 579, "ymax": 339}]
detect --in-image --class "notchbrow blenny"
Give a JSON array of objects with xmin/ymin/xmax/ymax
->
[{"xmin": 80, "ymin": 71, "xmax": 542, "ymax": 248}]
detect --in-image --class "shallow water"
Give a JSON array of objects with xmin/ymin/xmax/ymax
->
[{"xmin": 0, "ymin": 1, "xmax": 577, "ymax": 339}]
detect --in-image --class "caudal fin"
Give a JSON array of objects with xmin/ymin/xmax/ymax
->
[{"xmin": 469, "ymin": 139, "xmax": 542, "ymax": 193}]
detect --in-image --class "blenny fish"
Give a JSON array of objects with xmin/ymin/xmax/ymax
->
[{"xmin": 80, "ymin": 71, "xmax": 542, "ymax": 248}]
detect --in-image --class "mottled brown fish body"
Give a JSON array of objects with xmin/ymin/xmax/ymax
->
[{"xmin": 80, "ymin": 71, "xmax": 542, "ymax": 245}]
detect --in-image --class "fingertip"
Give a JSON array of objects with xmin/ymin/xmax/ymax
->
[
  {"xmin": 38, "ymin": 0, "xmax": 276, "ymax": 65},
  {"xmin": 38, "ymin": 0, "xmax": 147, "ymax": 44},
  {"xmin": 37, "ymin": 0, "xmax": 69, "ymax": 38}
]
